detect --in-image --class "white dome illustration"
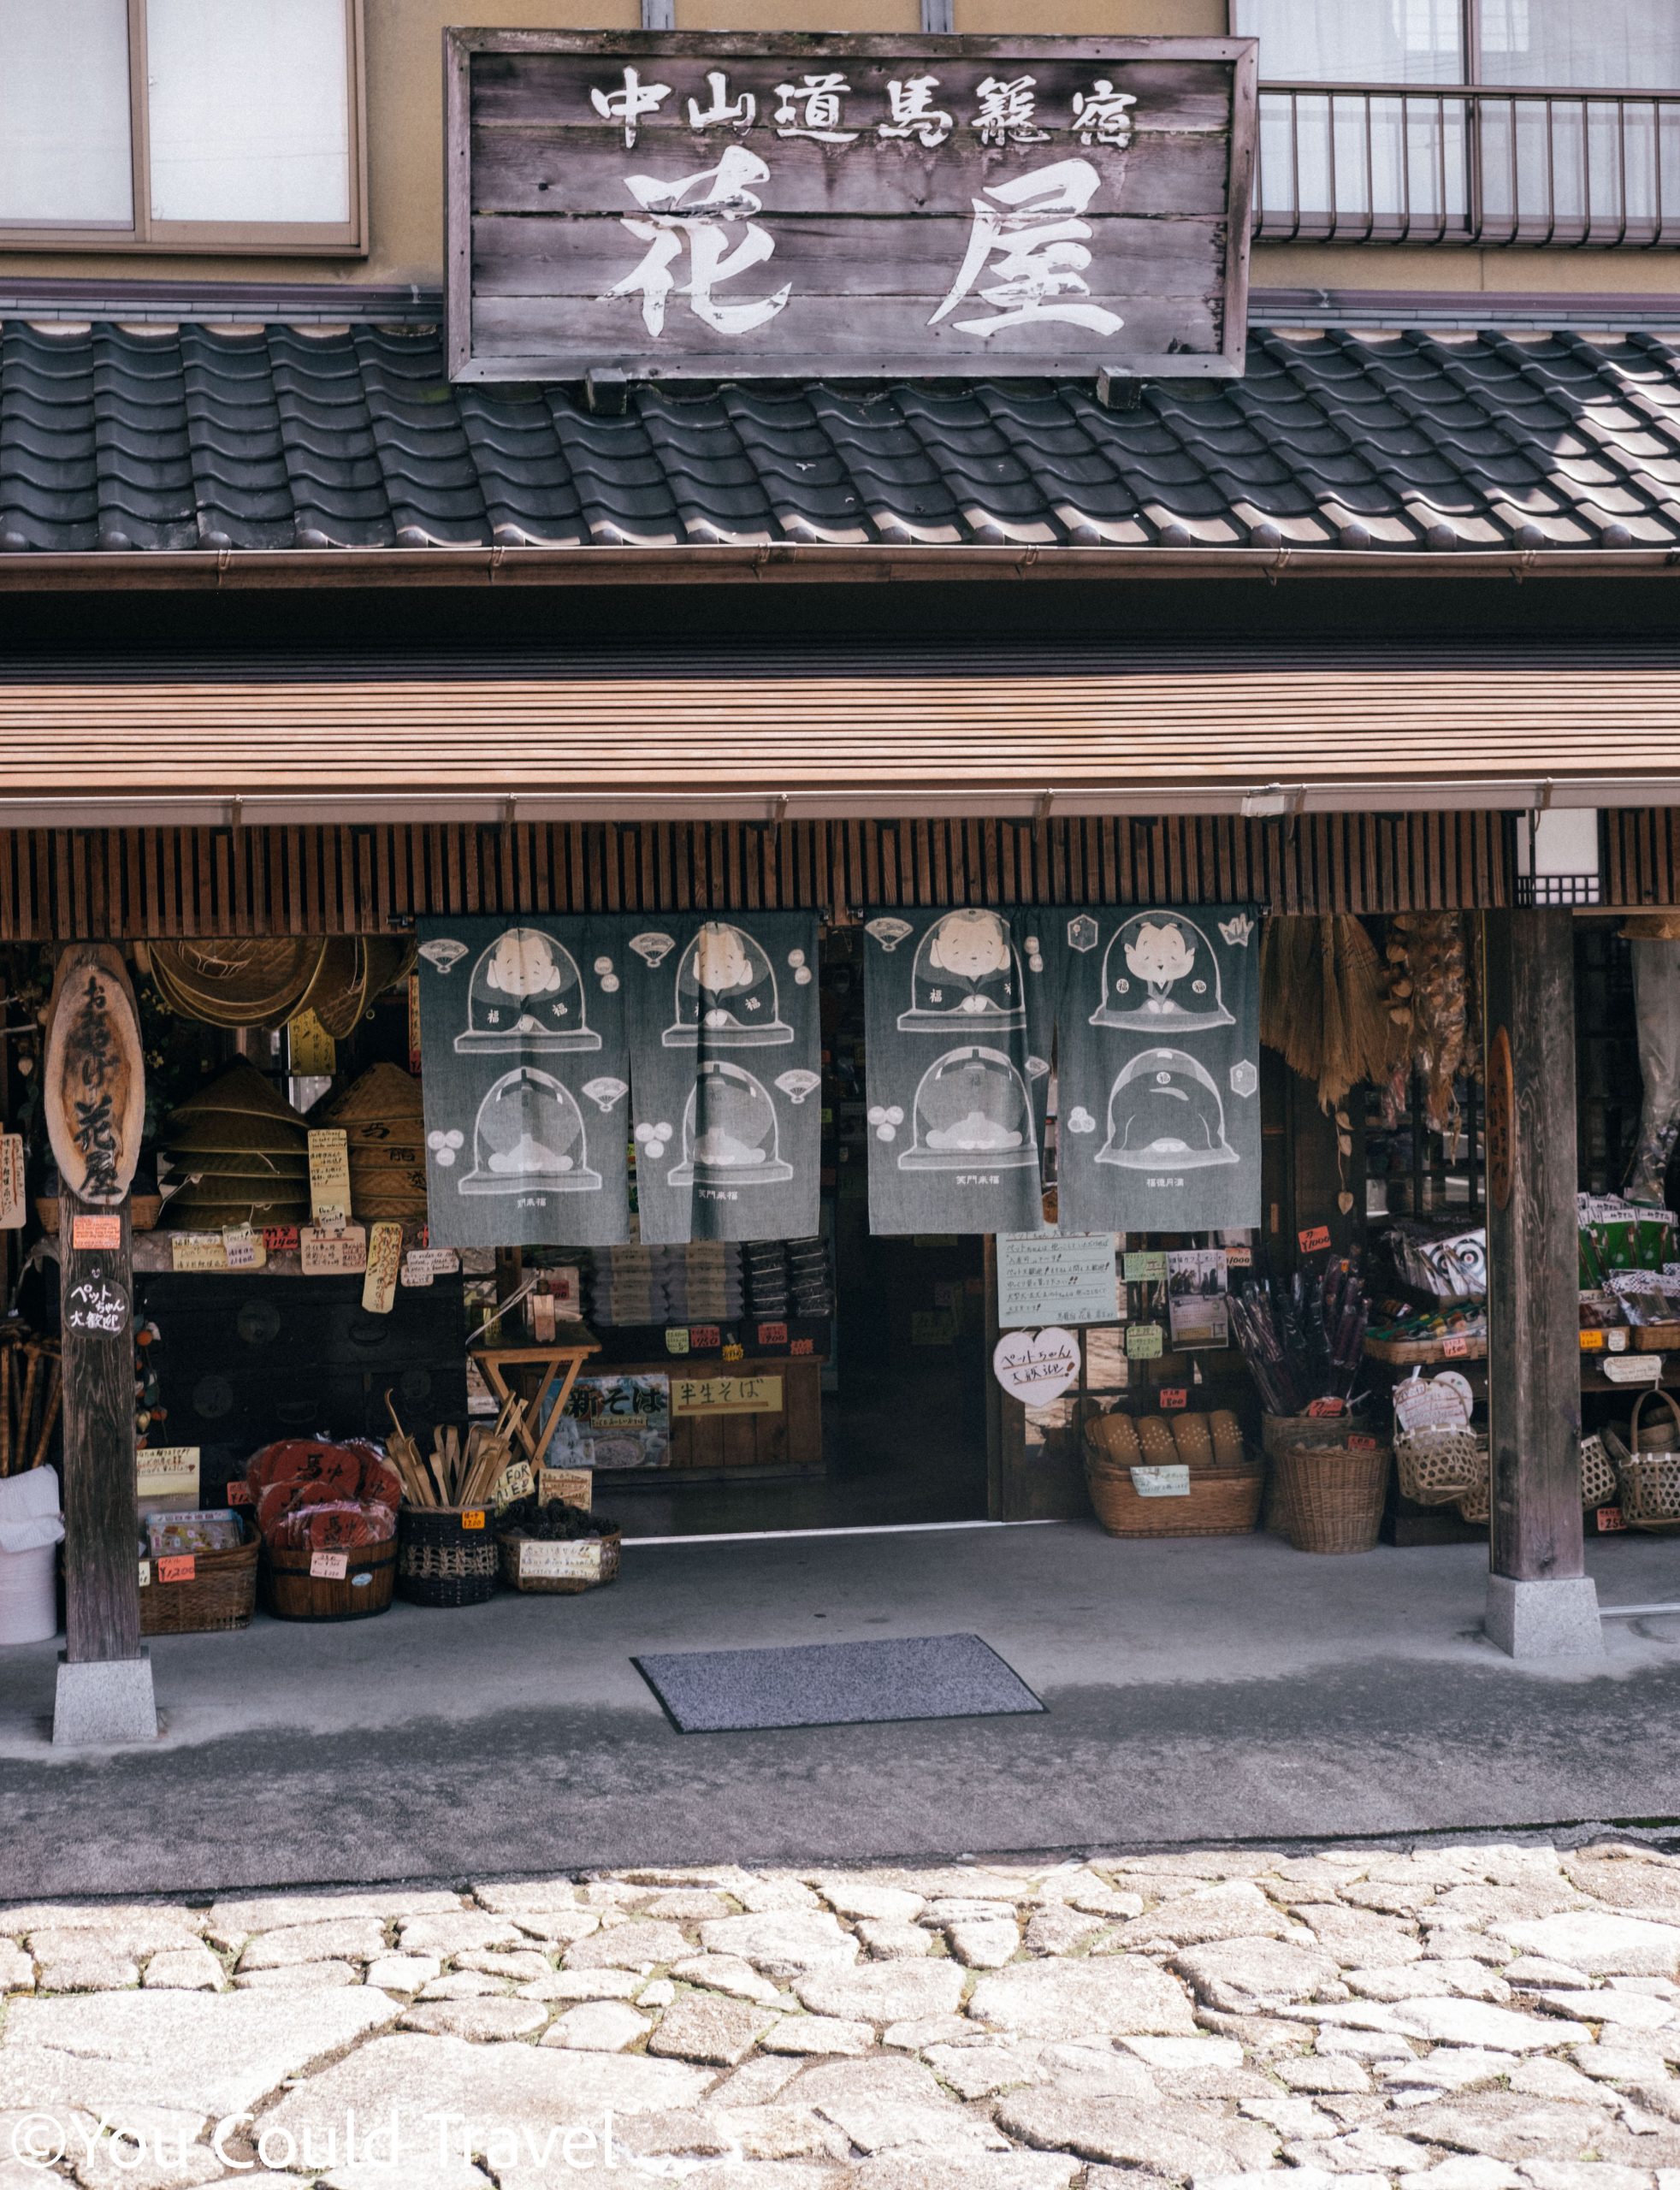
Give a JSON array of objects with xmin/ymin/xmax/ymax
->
[
  {"xmin": 458, "ymin": 1068, "xmax": 602, "ymax": 1195},
  {"xmin": 664, "ymin": 922, "xmax": 794, "ymax": 1049},
  {"xmin": 454, "ymin": 926, "xmax": 601, "ymax": 1055},
  {"xmin": 898, "ymin": 909, "xmax": 1026, "ymax": 1035},
  {"xmin": 1095, "ymin": 1049, "xmax": 1239, "ymax": 1170},
  {"xmin": 1090, "ymin": 913, "xmax": 1233, "ymax": 1034},
  {"xmin": 669, "ymin": 1061, "xmax": 794, "ymax": 1187},
  {"xmin": 898, "ymin": 1046, "xmax": 1039, "ymax": 1173}
]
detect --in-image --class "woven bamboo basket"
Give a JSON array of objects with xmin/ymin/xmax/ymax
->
[
  {"xmin": 1275, "ymin": 1441, "xmax": 1392, "ymax": 1554},
  {"xmin": 1260, "ymin": 1412, "xmax": 1368, "ymax": 1534},
  {"xmin": 497, "ymin": 1528, "xmax": 622, "ymax": 1594},
  {"xmin": 1395, "ymin": 1428, "xmax": 1482, "ymax": 1506},
  {"xmin": 140, "ymin": 1524, "xmax": 258, "ymax": 1636},
  {"xmin": 1084, "ymin": 1423, "xmax": 1263, "ymax": 1538},
  {"xmin": 1609, "ymin": 1394, "xmax": 1680, "ymax": 1530},
  {"xmin": 1580, "ymin": 1433, "xmax": 1618, "ymax": 1511},
  {"xmin": 262, "ymin": 1537, "xmax": 396, "ymax": 1620},
  {"xmin": 397, "ymin": 1506, "xmax": 500, "ymax": 1607}
]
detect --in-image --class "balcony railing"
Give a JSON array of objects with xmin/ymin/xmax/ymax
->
[{"xmin": 1254, "ymin": 82, "xmax": 1680, "ymax": 246}]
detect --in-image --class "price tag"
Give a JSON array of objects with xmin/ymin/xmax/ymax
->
[
  {"xmin": 1307, "ymin": 1396, "xmax": 1346, "ymax": 1418},
  {"xmin": 300, "ymin": 1225, "xmax": 368, "ymax": 1276},
  {"xmin": 263, "ymin": 1224, "xmax": 301, "ymax": 1252},
  {"xmin": 137, "ymin": 1560, "xmax": 151, "ymax": 1588},
  {"xmin": 722, "ymin": 1341, "xmax": 745, "ymax": 1364},
  {"xmin": 225, "ymin": 1479, "xmax": 252, "ymax": 1506},
  {"xmin": 1158, "ymin": 1387, "xmax": 1189, "ymax": 1411},
  {"xmin": 1224, "ymin": 1243, "xmax": 1253, "ymax": 1270},
  {"xmin": 1123, "ymin": 1251, "xmax": 1168, "ymax": 1283},
  {"xmin": 540, "ymin": 1468, "xmax": 593, "ymax": 1510},
  {"xmin": 72, "ymin": 1214, "xmax": 121, "ymax": 1250},
  {"xmin": 461, "ymin": 1509, "xmax": 486, "ymax": 1530},
  {"xmin": 531, "ymin": 1291, "xmax": 557, "ymax": 1343},
  {"xmin": 222, "ymin": 1225, "xmax": 264, "ymax": 1270},
  {"xmin": 689, "ymin": 1325, "xmax": 722, "ymax": 1349},
  {"xmin": 308, "ymin": 1129, "xmax": 352, "ymax": 1225},
  {"xmin": 757, "ymin": 1322, "xmax": 789, "ymax": 1348},
  {"xmin": 0, "ymin": 1133, "xmax": 24, "ymax": 1230},
  {"xmin": 170, "ymin": 1231, "xmax": 228, "ymax": 1272},
  {"xmin": 309, "ymin": 1551, "xmax": 348, "ymax": 1580},
  {"xmin": 1348, "ymin": 1433, "xmax": 1379, "ymax": 1453},
  {"xmin": 362, "ymin": 1222, "xmax": 403, "ymax": 1315},
  {"xmin": 1126, "ymin": 1323, "xmax": 1164, "ymax": 1360},
  {"xmin": 1608, "ymin": 1329, "xmax": 1630, "ymax": 1352},
  {"xmin": 1580, "ymin": 1329, "xmax": 1607, "ymax": 1352},
  {"xmin": 1442, "ymin": 1333, "xmax": 1470, "ymax": 1359},
  {"xmin": 665, "ymin": 1327, "xmax": 691, "ymax": 1356},
  {"xmin": 157, "ymin": 1554, "xmax": 195, "ymax": 1584},
  {"xmin": 1597, "ymin": 1506, "xmax": 1629, "ymax": 1532},
  {"xmin": 519, "ymin": 1537, "xmax": 604, "ymax": 1582},
  {"xmin": 1298, "ymin": 1225, "xmax": 1333, "ymax": 1254},
  {"xmin": 497, "ymin": 1459, "xmax": 535, "ymax": 1506}
]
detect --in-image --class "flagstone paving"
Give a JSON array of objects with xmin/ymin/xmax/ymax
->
[{"xmin": 8, "ymin": 1842, "xmax": 1680, "ymax": 2187}]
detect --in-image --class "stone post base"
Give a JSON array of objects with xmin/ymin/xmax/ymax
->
[
  {"xmin": 53, "ymin": 1654, "xmax": 157, "ymax": 1746},
  {"xmin": 1485, "ymin": 1575, "xmax": 1605, "ymax": 1660}
]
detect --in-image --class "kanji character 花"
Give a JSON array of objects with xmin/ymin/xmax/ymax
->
[
  {"xmin": 929, "ymin": 157, "xmax": 1124, "ymax": 339},
  {"xmin": 589, "ymin": 66, "xmax": 672, "ymax": 150},
  {"xmin": 688, "ymin": 69, "xmax": 756, "ymax": 132},
  {"xmin": 773, "ymin": 73, "xmax": 857, "ymax": 143},
  {"xmin": 1072, "ymin": 78, "xmax": 1138, "ymax": 149},
  {"xmin": 606, "ymin": 144, "xmax": 792, "ymax": 339},
  {"xmin": 878, "ymin": 74, "xmax": 954, "ymax": 148},
  {"xmin": 970, "ymin": 74, "xmax": 1050, "ymax": 147}
]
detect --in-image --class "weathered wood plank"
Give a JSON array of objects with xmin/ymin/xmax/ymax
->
[{"xmin": 60, "ymin": 1186, "xmax": 139, "ymax": 1666}]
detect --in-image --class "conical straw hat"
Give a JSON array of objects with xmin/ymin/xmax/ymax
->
[
  {"xmin": 327, "ymin": 1061, "xmax": 423, "ymax": 1125},
  {"xmin": 163, "ymin": 1111, "xmax": 309, "ymax": 1157},
  {"xmin": 162, "ymin": 1150, "xmax": 311, "ymax": 1181},
  {"xmin": 170, "ymin": 1062, "xmax": 306, "ymax": 1126}
]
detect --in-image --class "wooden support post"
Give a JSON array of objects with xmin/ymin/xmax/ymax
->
[
  {"xmin": 59, "ymin": 1188, "xmax": 139, "ymax": 1666},
  {"xmin": 1482, "ymin": 908, "xmax": 1602, "ymax": 1656}
]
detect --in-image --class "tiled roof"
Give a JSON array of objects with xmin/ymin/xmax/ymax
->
[{"xmin": 3, "ymin": 319, "xmax": 1680, "ymax": 556}]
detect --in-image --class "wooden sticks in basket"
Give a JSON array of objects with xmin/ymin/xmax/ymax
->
[
  {"xmin": 383, "ymin": 1388, "xmax": 520, "ymax": 1509},
  {"xmin": 0, "ymin": 1328, "xmax": 59, "ymax": 1477}
]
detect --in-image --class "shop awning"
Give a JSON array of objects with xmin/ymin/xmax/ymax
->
[{"xmin": 3, "ymin": 642, "xmax": 1680, "ymax": 824}]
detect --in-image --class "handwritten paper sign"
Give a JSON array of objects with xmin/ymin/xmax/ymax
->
[
  {"xmin": 405, "ymin": 1247, "xmax": 461, "ymax": 1279},
  {"xmin": 222, "ymin": 1225, "xmax": 264, "ymax": 1270},
  {"xmin": 992, "ymin": 1328, "xmax": 1081, "ymax": 1407},
  {"xmin": 1130, "ymin": 1464, "xmax": 1191, "ymax": 1497},
  {"xmin": 138, "ymin": 1446, "xmax": 200, "ymax": 1500},
  {"xmin": 0, "ymin": 1134, "xmax": 22, "ymax": 1230},
  {"xmin": 671, "ymin": 1376, "xmax": 784, "ymax": 1417},
  {"xmin": 301, "ymin": 1225, "xmax": 368, "ymax": 1276},
  {"xmin": 540, "ymin": 1467, "xmax": 594, "ymax": 1509},
  {"xmin": 1123, "ymin": 1251, "xmax": 1168, "ymax": 1284},
  {"xmin": 1125, "ymin": 1323, "xmax": 1164, "ymax": 1360},
  {"xmin": 309, "ymin": 1551, "xmax": 349, "ymax": 1581},
  {"xmin": 71, "ymin": 1212, "xmax": 121, "ymax": 1250},
  {"xmin": 157, "ymin": 1554, "xmax": 196, "ymax": 1584},
  {"xmin": 497, "ymin": 1459, "xmax": 535, "ymax": 1506},
  {"xmin": 1298, "ymin": 1224, "xmax": 1334, "ymax": 1254},
  {"xmin": 362, "ymin": 1222, "xmax": 404, "ymax": 1315},
  {"xmin": 171, "ymin": 1232, "xmax": 228, "ymax": 1272},
  {"xmin": 518, "ymin": 1537, "xmax": 607, "ymax": 1582},
  {"xmin": 308, "ymin": 1129, "xmax": 352, "ymax": 1224},
  {"xmin": 997, "ymin": 1233, "xmax": 1118, "ymax": 1328}
]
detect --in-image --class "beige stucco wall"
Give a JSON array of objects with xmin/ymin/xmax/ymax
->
[{"xmin": 0, "ymin": 0, "xmax": 1665, "ymax": 298}]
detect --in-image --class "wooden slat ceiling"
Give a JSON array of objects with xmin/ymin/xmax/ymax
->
[{"xmin": 0, "ymin": 650, "xmax": 1677, "ymax": 820}]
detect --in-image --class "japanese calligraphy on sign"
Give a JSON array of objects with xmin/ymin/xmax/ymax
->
[
  {"xmin": 447, "ymin": 33, "xmax": 1255, "ymax": 383},
  {"xmin": 44, "ymin": 943, "xmax": 144, "ymax": 1208}
]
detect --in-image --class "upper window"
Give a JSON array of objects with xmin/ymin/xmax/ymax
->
[
  {"xmin": 0, "ymin": 0, "xmax": 363, "ymax": 251},
  {"xmin": 1234, "ymin": 0, "xmax": 1680, "ymax": 89}
]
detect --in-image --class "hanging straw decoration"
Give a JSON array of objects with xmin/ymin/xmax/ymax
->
[{"xmin": 1261, "ymin": 915, "xmax": 1402, "ymax": 1113}]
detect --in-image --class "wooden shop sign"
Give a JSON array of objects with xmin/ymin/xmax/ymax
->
[
  {"xmin": 671, "ymin": 1374, "xmax": 784, "ymax": 1416},
  {"xmin": 44, "ymin": 943, "xmax": 144, "ymax": 1206},
  {"xmin": 446, "ymin": 30, "xmax": 1256, "ymax": 386},
  {"xmin": 0, "ymin": 1134, "xmax": 22, "ymax": 1231}
]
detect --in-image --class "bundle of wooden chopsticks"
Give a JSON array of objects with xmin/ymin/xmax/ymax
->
[
  {"xmin": 0, "ymin": 1326, "xmax": 59, "ymax": 1477},
  {"xmin": 383, "ymin": 1388, "xmax": 520, "ymax": 1511}
]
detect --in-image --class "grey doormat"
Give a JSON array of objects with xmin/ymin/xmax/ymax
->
[{"xmin": 633, "ymin": 1632, "xmax": 1046, "ymax": 1733}]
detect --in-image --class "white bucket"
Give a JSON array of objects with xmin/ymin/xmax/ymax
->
[{"xmin": 0, "ymin": 1542, "xmax": 57, "ymax": 1645}]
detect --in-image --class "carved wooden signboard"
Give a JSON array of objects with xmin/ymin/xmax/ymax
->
[
  {"xmin": 447, "ymin": 31, "xmax": 1256, "ymax": 384},
  {"xmin": 44, "ymin": 944, "xmax": 144, "ymax": 1208}
]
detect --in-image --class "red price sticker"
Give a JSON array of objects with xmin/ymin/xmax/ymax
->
[
  {"xmin": 689, "ymin": 1326, "xmax": 722, "ymax": 1349},
  {"xmin": 790, "ymin": 1337, "xmax": 814, "ymax": 1356},
  {"xmin": 1298, "ymin": 1225, "xmax": 1333, "ymax": 1254},
  {"xmin": 225, "ymin": 1480, "xmax": 252, "ymax": 1506},
  {"xmin": 1442, "ymin": 1334, "xmax": 1470, "ymax": 1358},
  {"xmin": 1157, "ymin": 1388, "xmax": 1189, "ymax": 1411},
  {"xmin": 71, "ymin": 1214, "xmax": 122, "ymax": 1250},
  {"xmin": 461, "ymin": 1510, "xmax": 486, "ymax": 1530},
  {"xmin": 1596, "ymin": 1505, "xmax": 1628, "ymax": 1532},
  {"xmin": 1306, "ymin": 1396, "xmax": 1346, "ymax": 1418},
  {"xmin": 157, "ymin": 1554, "xmax": 196, "ymax": 1584},
  {"xmin": 263, "ymin": 1225, "xmax": 300, "ymax": 1252},
  {"xmin": 757, "ymin": 1322, "xmax": 789, "ymax": 1348},
  {"xmin": 1348, "ymin": 1433, "xmax": 1378, "ymax": 1452}
]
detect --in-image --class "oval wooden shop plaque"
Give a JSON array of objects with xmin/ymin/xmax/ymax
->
[
  {"xmin": 1487, "ymin": 1025, "xmax": 1515, "ymax": 1211},
  {"xmin": 44, "ymin": 944, "xmax": 145, "ymax": 1206}
]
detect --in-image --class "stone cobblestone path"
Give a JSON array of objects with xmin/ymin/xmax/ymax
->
[{"xmin": 9, "ymin": 1842, "xmax": 1680, "ymax": 2188}]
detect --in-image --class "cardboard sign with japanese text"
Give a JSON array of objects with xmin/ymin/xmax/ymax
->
[{"xmin": 447, "ymin": 32, "xmax": 1255, "ymax": 385}]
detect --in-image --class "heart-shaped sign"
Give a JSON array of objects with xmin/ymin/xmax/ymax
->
[{"xmin": 993, "ymin": 1327, "xmax": 1081, "ymax": 1408}]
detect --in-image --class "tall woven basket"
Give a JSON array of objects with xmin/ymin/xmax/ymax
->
[
  {"xmin": 1275, "ymin": 1441, "xmax": 1392, "ymax": 1554},
  {"xmin": 397, "ymin": 1506, "xmax": 500, "ymax": 1607}
]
